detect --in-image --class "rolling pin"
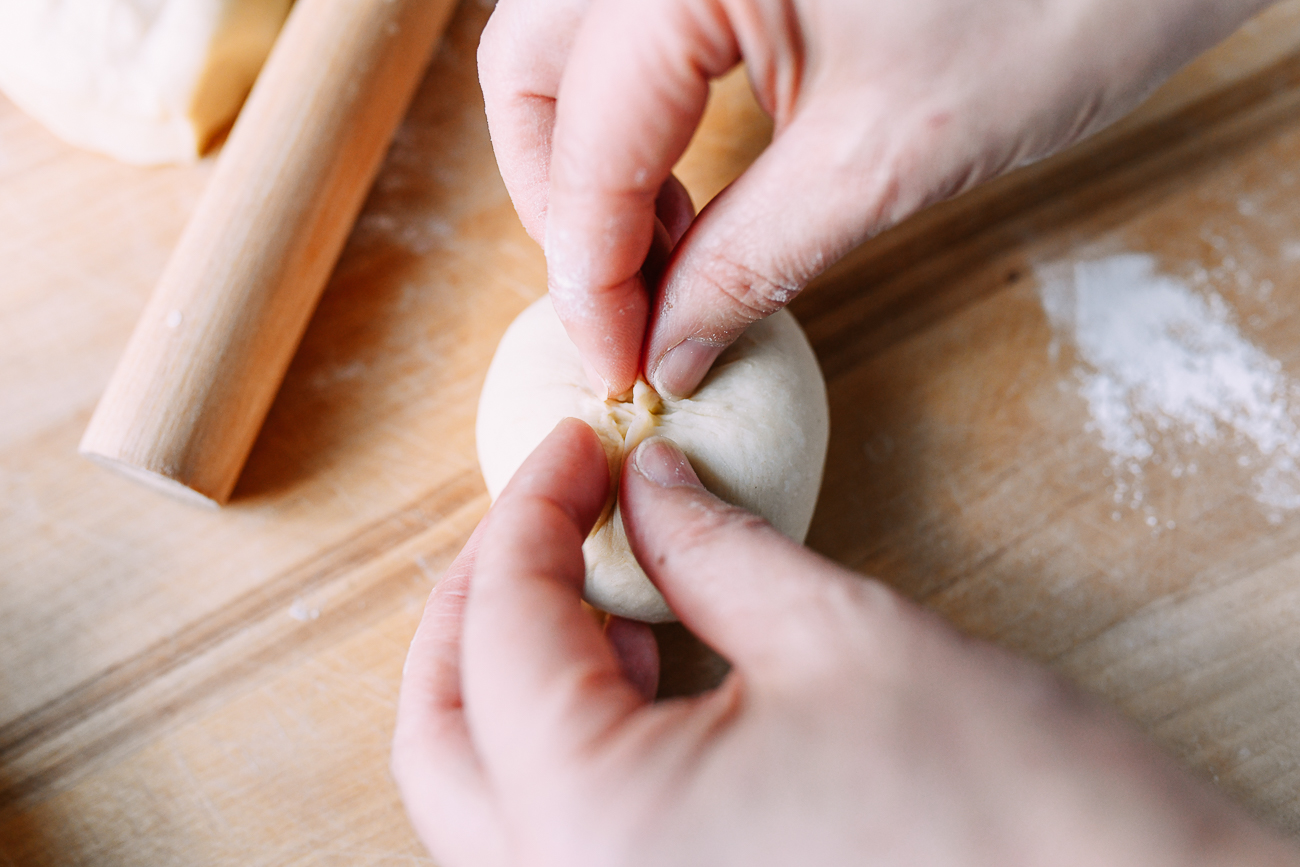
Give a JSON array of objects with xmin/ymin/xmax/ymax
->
[{"xmin": 79, "ymin": 0, "xmax": 458, "ymax": 507}]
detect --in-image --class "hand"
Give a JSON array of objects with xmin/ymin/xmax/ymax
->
[
  {"xmin": 479, "ymin": 0, "xmax": 1273, "ymax": 400},
  {"xmin": 392, "ymin": 418, "xmax": 1296, "ymax": 866}
]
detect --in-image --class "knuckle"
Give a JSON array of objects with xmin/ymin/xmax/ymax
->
[
  {"xmin": 475, "ymin": 5, "xmax": 529, "ymax": 95},
  {"xmin": 695, "ymin": 252, "xmax": 803, "ymax": 324},
  {"xmin": 475, "ymin": 15, "xmax": 505, "ymax": 80}
]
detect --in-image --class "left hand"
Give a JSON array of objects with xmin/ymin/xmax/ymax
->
[{"xmin": 478, "ymin": 0, "xmax": 1272, "ymax": 400}]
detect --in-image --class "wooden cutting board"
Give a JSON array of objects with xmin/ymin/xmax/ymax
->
[{"xmin": 5, "ymin": 1, "xmax": 1300, "ymax": 862}]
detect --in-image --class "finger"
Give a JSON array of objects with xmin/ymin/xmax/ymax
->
[
  {"xmin": 392, "ymin": 522, "xmax": 509, "ymax": 867},
  {"xmin": 604, "ymin": 615, "xmax": 660, "ymax": 701},
  {"xmin": 477, "ymin": 0, "xmax": 590, "ymax": 243},
  {"xmin": 640, "ymin": 175, "xmax": 696, "ymax": 292},
  {"xmin": 461, "ymin": 418, "xmax": 645, "ymax": 790},
  {"xmin": 656, "ymin": 173, "xmax": 695, "ymax": 247},
  {"xmin": 544, "ymin": 0, "xmax": 740, "ymax": 398},
  {"xmin": 647, "ymin": 101, "xmax": 912, "ymax": 398},
  {"xmin": 640, "ymin": 213, "xmax": 676, "ymax": 300},
  {"xmin": 620, "ymin": 436, "xmax": 865, "ymax": 674}
]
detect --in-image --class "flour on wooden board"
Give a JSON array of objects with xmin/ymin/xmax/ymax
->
[{"xmin": 1037, "ymin": 252, "xmax": 1300, "ymax": 523}]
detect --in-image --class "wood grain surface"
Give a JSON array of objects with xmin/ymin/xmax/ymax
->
[{"xmin": 5, "ymin": 1, "xmax": 1300, "ymax": 863}]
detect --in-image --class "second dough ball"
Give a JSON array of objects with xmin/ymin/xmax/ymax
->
[
  {"xmin": 0, "ymin": 0, "xmax": 292, "ymax": 164},
  {"xmin": 476, "ymin": 296, "xmax": 830, "ymax": 622}
]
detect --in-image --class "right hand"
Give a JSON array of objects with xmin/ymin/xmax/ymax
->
[
  {"xmin": 479, "ymin": 0, "xmax": 1274, "ymax": 399},
  {"xmin": 393, "ymin": 420, "xmax": 1299, "ymax": 867}
]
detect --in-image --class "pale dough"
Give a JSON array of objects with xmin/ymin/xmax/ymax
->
[
  {"xmin": 476, "ymin": 296, "xmax": 830, "ymax": 623},
  {"xmin": 0, "ymin": 0, "xmax": 292, "ymax": 164}
]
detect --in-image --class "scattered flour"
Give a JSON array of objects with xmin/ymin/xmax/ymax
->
[
  {"xmin": 1038, "ymin": 253, "xmax": 1300, "ymax": 519},
  {"xmin": 288, "ymin": 600, "xmax": 320, "ymax": 622}
]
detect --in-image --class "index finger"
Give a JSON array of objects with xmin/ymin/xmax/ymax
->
[
  {"xmin": 461, "ymin": 418, "xmax": 645, "ymax": 794},
  {"xmin": 544, "ymin": 0, "xmax": 739, "ymax": 397}
]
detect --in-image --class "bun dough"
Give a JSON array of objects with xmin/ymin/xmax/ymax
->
[
  {"xmin": 476, "ymin": 296, "xmax": 830, "ymax": 623},
  {"xmin": 0, "ymin": 0, "xmax": 292, "ymax": 164}
]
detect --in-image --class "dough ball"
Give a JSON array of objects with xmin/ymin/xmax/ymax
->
[
  {"xmin": 476, "ymin": 295, "xmax": 830, "ymax": 623},
  {"xmin": 0, "ymin": 0, "xmax": 292, "ymax": 164}
]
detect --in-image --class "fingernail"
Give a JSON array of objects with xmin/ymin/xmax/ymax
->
[
  {"xmin": 651, "ymin": 339, "xmax": 721, "ymax": 400},
  {"xmin": 632, "ymin": 437, "xmax": 701, "ymax": 488},
  {"xmin": 582, "ymin": 358, "xmax": 610, "ymax": 400}
]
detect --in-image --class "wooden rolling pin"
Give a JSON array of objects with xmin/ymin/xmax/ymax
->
[{"xmin": 80, "ymin": 0, "xmax": 458, "ymax": 506}]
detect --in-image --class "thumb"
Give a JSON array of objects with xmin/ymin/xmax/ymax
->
[
  {"xmin": 647, "ymin": 100, "xmax": 919, "ymax": 399},
  {"xmin": 619, "ymin": 436, "xmax": 863, "ymax": 675}
]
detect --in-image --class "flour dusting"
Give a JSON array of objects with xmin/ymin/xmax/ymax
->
[{"xmin": 1038, "ymin": 253, "xmax": 1300, "ymax": 518}]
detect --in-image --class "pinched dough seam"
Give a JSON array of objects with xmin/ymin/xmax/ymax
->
[{"xmin": 592, "ymin": 379, "xmax": 663, "ymax": 533}]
